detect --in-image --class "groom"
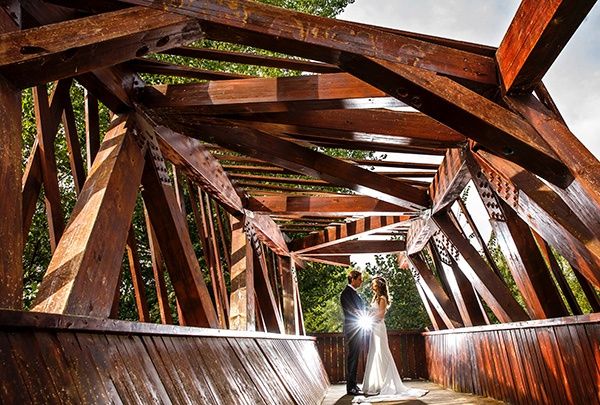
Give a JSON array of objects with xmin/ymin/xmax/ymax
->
[{"xmin": 340, "ymin": 270, "xmax": 364, "ymax": 395}]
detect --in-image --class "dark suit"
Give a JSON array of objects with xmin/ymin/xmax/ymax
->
[{"xmin": 340, "ymin": 284, "xmax": 364, "ymax": 392}]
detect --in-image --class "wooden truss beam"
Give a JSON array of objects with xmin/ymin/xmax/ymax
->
[
  {"xmin": 0, "ymin": 77, "xmax": 22, "ymax": 309},
  {"xmin": 307, "ymin": 240, "xmax": 406, "ymax": 256},
  {"xmin": 158, "ymin": 117, "xmax": 430, "ymax": 210},
  {"xmin": 497, "ymin": 0, "xmax": 597, "ymax": 94},
  {"xmin": 142, "ymin": 72, "xmax": 401, "ymax": 114},
  {"xmin": 141, "ymin": 150, "xmax": 218, "ymax": 328},
  {"xmin": 32, "ymin": 116, "xmax": 144, "ymax": 317},
  {"xmin": 433, "ymin": 210, "xmax": 530, "ymax": 323},
  {"xmin": 473, "ymin": 150, "xmax": 600, "ymax": 289},
  {"xmin": 338, "ymin": 55, "xmax": 573, "ymax": 188},
  {"xmin": 0, "ymin": 7, "xmax": 203, "ymax": 88},
  {"xmin": 118, "ymin": 0, "xmax": 496, "ymax": 84},
  {"xmin": 162, "ymin": 46, "xmax": 341, "ymax": 74},
  {"xmin": 290, "ymin": 216, "xmax": 411, "ymax": 254},
  {"xmin": 430, "ymin": 148, "xmax": 471, "ymax": 214},
  {"xmin": 229, "ymin": 215, "xmax": 256, "ymax": 331},
  {"xmin": 125, "ymin": 58, "xmax": 251, "ymax": 81},
  {"xmin": 297, "ymin": 255, "xmax": 352, "ymax": 267}
]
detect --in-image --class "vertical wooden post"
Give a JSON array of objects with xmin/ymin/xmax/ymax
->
[
  {"xmin": 125, "ymin": 228, "xmax": 150, "ymax": 322},
  {"xmin": 0, "ymin": 77, "xmax": 22, "ymax": 309},
  {"xmin": 144, "ymin": 208, "xmax": 173, "ymax": 324},
  {"xmin": 278, "ymin": 255, "xmax": 298, "ymax": 335},
  {"xmin": 228, "ymin": 215, "xmax": 256, "ymax": 331},
  {"xmin": 85, "ymin": 90, "xmax": 100, "ymax": 171}
]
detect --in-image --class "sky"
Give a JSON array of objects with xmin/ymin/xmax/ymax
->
[{"xmin": 337, "ymin": 1, "xmax": 600, "ymax": 268}]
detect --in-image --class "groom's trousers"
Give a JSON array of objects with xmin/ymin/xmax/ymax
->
[{"xmin": 345, "ymin": 329, "xmax": 361, "ymax": 391}]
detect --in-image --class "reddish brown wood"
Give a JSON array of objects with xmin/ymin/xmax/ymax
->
[
  {"xmin": 406, "ymin": 217, "xmax": 438, "ymax": 255},
  {"xmin": 338, "ymin": 55, "xmax": 572, "ymax": 188},
  {"xmin": 206, "ymin": 195, "xmax": 230, "ymax": 328},
  {"xmin": 142, "ymin": 156, "xmax": 218, "ymax": 328},
  {"xmin": 120, "ymin": 0, "xmax": 496, "ymax": 84},
  {"xmin": 434, "ymin": 210, "xmax": 530, "ymax": 323},
  {"xmin": 497, "ymin": 0, "xmax": 597, "ymax": 94},
  {"xmin": 408, "ymin": 255, "xmax": 463, "ymax": 329},
  {"xmin": 32, "ymin": 115, "xmax": 144, "ymax": 317},
  {"xmin": 290, "ymin": 215, "xmax": 410, "ymax": 254},
  {"xmin": 162, "ymin": 46, "xmax": 340, "ymax": 73},
  {"xmin": 125, "ymin": 228, "xmax": 150, "ymax": 322},
  {"xmin": 467, "ymin": 156, "xmax": 568, "ymax": 319},
  {"xmin": 62, "ymin": 97, "xmax": 86, "ymax": 194},
  {"xmin": 474, "ymin": 150, "xmax": 600, "ymax": 289},
  {"xmin": 278, "ymin": 256, "xmax": 298, "ymax": 335},
  {"xmin": 250, "ymin": 240, "xmax": 284, "ymax": 334},
  {"xmin": 158, "ymin": 116, "xmax": 429, "ymax": 210},
  {"xmin": 430, "ymin": 148, "xmax": 471, "ymax": 213},
  {"xmin": 229, "ymin": 215, "xmax": 256, "ymax": 331},
  {"xmin": 298, "ymin": 255, "xmax": 351, "ymax": 267},
  {"xmin": 84, "ymin": 90, "xmax": 100, "ymax": 171},
  {"xmin": 249, "ymin": 213, "xmax": 289, "ymax": 257},
  {"xmin": 307, "ymin": 240, "xmax": 406, "ymax": 256},
  {"xmin": 125, "ymin": 57, "xmax": 250, "ymax": 81},
  {"xmin": 0, "ymin": 77, "xmax": 22, "ymax": 309},
  {"xmin": 144, "ymin": 209, "xmax": 173, "ymax": 324},
  {"xmin": 142, "ymin": 72, "xmax": 398, "ymax": 114},
  {"xmin": 0, "ymin": 7, "xmax": 203, "ymax": 88}
]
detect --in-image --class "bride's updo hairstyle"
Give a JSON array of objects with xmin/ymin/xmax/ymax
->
[{"xmin": 372, "ymin": 276, "xmax": 390, "ymax": 306}]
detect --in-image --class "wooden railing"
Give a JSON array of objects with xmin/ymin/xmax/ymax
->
[
  {"xmin": 312, "ymin": 331, "xmax": 427, "ymax": 383},
  {"xmin": 0, "ymin": 310, "xmax": 329, "ymax": 404},
  {"xmin": 425, "ymin": 313, "xmax": 600, "ymax": 405}
]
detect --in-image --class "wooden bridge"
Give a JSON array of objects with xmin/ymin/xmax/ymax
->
[{"xmin": 0, "ymin": 0, "xmax": 598, "ymax": 404}]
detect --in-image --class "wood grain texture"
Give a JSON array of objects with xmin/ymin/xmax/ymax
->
[{"xmin": 32, "ymin": 116, "xmax": 144, "ymax": 317}]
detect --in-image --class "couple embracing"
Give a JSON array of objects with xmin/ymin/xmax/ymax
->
[{"xmin": 340, "ymin": 270, "xmax": 428, "ymax": 403}]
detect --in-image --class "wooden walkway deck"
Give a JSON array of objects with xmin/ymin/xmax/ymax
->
[{"xmin": 322, "ymin": 382, "xmax": 506, "ymax": 405}]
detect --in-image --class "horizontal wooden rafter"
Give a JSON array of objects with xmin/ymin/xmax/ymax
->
[
  {"xmin": 125, "ymin": 58, "xmax": 252, "ymax": 81},
  {"xmin": 296, "ymin": 255, "xmax": 351, "ymax": 267},
  {"xmin": 307, "ymin": 240, "xmax": 406, "ymax": 256},
  {"xmin": 247, "ymin": 195, "xmax": 413, "ymax": 216},
  {"xmin": 161, "ymin": 46, "xmax": 341, "ymax": 74},
  {"xmin": 118, "ymin": 0, "xmax": 497, "ymax": 84},
  {"xmin": 289, "ymin": 216, "xmax": 411, "ymax": 254},
  {"xmin": 0, "ymin": 7, "xmax": 203, "ymax": 88}
]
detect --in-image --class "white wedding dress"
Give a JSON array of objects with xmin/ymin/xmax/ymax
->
[{"xmin": 353, "ymin": 302, "xmax": 428, "ymax": 403}]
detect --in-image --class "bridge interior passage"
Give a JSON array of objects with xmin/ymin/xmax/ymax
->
[{"xmin": 0, "ymin": 1, "xmax": 598, "ymax": 404}]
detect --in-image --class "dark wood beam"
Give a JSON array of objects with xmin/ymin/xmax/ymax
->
[
  {"xmin": 228, "ymin": 110, "xmax": 464, "ymax": 144},
  {"xmin": 125, "ymin": 228, "xmax": 150, "ymax": 322},
  {"xmin": 250, "ymin": 239, "xmax": 284, "ymax": 333},
  {"xmin": 433, "ymin": 210, "xmax": 530, "ymax": 323},
  {"xmin": 155, "ymin": 116, "xmax": 430, "ymax": 210},
  {"xmin": 430, "ymin": 148, "xmax": 471, "ymax": 214},
  {"xmin": 408, "ymin": 255, "xmax": 463, "ymax": 329},
  {"xmin": 405, "ymin": 217, "xmax": 438, "ymax": 255},
  {"xmin": 161, "ymin": 46, "xmax": 341, "ymax": 74},
  {"xmin": 307, "ymin": 240, "xmax": 406, "ymax": 256},
  {"xmin": 32, "ymin": 116, "xmax": 144, "ymax": 317},
  {"xmin": 298, "ymin": 255, "xmax": 351, "ymax": 267},
  {"xmin": 338, "ymin": 55, "xmax": 573, "ymax": 188},
  {"xmin": 290, "ymin": 216, "xmax": 411, "ymax": 254},
  {"xmin": 62, "ymin": 97, "xmax": 86, "ymax": 195},
  {"xmin": 141, "ymin": 151, "xmax": 218, "ymax": 328},
  {"xmin": 229, "ymin": 216, "xmax": 256, "ymax": 331},
  {"xmin": 474, "ymin": 150, "xmax": 600, "ymax": 289},
  {"xmin": 278, "ymin": 256, "xmax": 299, "ymax": 334},
  {"xmin": 139, "ymin": 115, "xmax": 246, "ymax": 215},
  {"xmin": 125, "ymin": 58, "xmax": 251, "ymax": 81},
  {"xmin": 467, "ymin": 156, "xmax": 568, "ymax": 319},
  {"xmin": 249, "ymin": 214, "xmax": 290, "ymax": 257},
  {"xmin": 0, "ymin": 76, "xmax": 22, "ymax": 309},
  {"xmin": 0, "ymin": 7, "xmax": 204, "ymax": 88},
  {"xmin": 497, "ymin": 0, "xmax": 597, "ymax": 94},
  {"xmin": 142, "ymin": 72, "xmax": 402, "ymax": 114},
  {"xmin": 118, "ymin": 0, "xmax": 497, "ymax": 84}
]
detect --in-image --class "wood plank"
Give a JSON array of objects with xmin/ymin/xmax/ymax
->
[
  {"xmin": 0, "ymin": 7, "xmax": 203, "ymax": 88},
  {"xmin": 299, "ymin": 255, "xmax": 352, "ymax": 267},
  {"xmin": 408, "ymin": 255, "xmax": 463, "ymax": 329},
  {"xmin": 433, "ymin": 210, "xmax": 530, "ymax": 323},
  {"xmin": 62, "ymin": 96, "xmax": 87, "ymax": 194},
  {"xmin": 497, "ymin": 0, "xmax": 597, "ymax": 93},
  {"xmin": 32, "ymin": 116, "xmax": 144, "ymax": 317},
  {"xmin": 125, "ymin": 57, "xmax": 250, "ymax": 80},
  {"xmin": 0, "ymin": 77, "xmax": 22, "ymax": 309},
  {"xmin": 250, "ymin": 241, "xmax": 284, "ymax": 333},
  {"xmin": 250, "ymin": 213, "xmax": 290, "ymax": 256},
  {"xmin": 142, "ymin": 72, "xmax": 399, "ymax": 114},
  {"xmin": 307, "ymin": 240, "xmax": 406, "ymax": 256},
  {"xmin": 229, "ymin": 216, "xmax": 256, "ymax": 331},
  {"xmin": 162, "ymin": 46, "xmax": 340, "ymax": 73},
  {"xmin": 146, "ymin": 117, "xmax": 245, "ymax": 214},
  {"xmin": 119, "ymin": 0, "xmax": 496, "ymax": 84},
  {"xmin": 338, "ymin": 55, "xmax": 572, "ymax": 188},
  {"xmin": 84, "ymin": 90, "xmax": 100, "ymax": 171},
  {"xmin": 290, "ymin": 215, "xmax": 410, "ymax": 254},
  {"xmin": 125, "ymin": 228, "xmax": 150, "ymax": 322},
  {"xmin": 141, "ymin": 155, "xmax": 218, "ymax": 327},
  {"xmin": 430, "ymin": 148, "xmax": 471, "ymax": 214}
]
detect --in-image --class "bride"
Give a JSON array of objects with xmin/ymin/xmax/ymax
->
[{"xmin": 353, "ymin": 276, "xmax": 428, "ymax": 403}]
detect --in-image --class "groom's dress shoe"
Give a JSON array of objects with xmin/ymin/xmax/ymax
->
[{"xmin": 347, "ymin": 387, "xmax": 363, "ymax": 396}]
